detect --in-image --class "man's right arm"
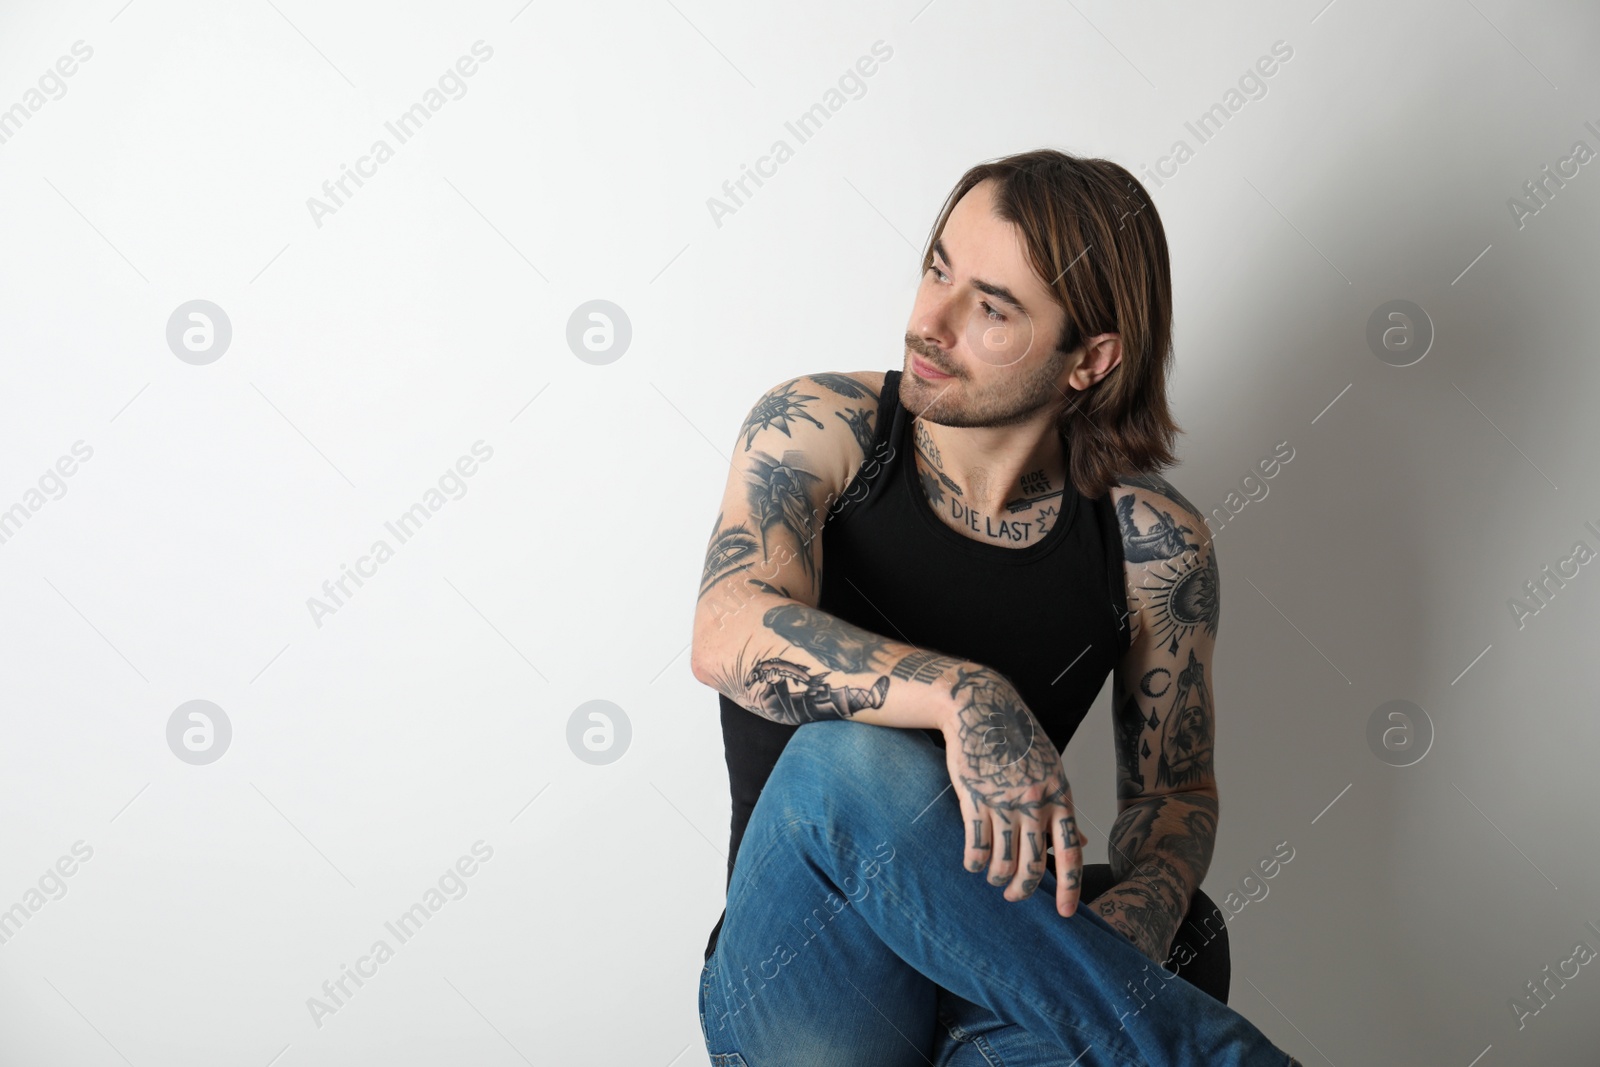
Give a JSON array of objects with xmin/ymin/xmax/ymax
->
[
  {"xmin": 690, "ymin": 373, "xmax": 1091, "ymax": 910},
  {"xmin": 689, "ymin": 372, "xmax": 969, "ymax": 732}
]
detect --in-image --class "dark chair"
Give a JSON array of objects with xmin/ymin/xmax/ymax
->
[{"xmin": 1078, "ymin": 862, "xmax": 1231, "ymax": 1004}]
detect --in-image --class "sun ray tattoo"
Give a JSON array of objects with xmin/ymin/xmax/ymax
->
[
  {"xmin": 739, "ymin": 380, "xmax": 826, "ymax": 450},
  {"xmin": 1137, "ymin": 549, "xmax": 1220, "ymax": 655},
  {"xmin": 1117, "ymin": 495, "xmax": 1219, "ymax": 655}
]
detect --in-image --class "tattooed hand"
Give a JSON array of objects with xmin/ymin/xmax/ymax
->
[{"xmin": 937, "ymin": 665, "xmax": 1086, "ymax": 918}]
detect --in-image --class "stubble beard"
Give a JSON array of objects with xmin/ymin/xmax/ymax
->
[{"xmin": 901, "ymin": 339, "xmax": 1071, "ymax": 430}]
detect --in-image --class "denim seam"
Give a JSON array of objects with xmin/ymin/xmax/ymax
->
[
  {"xmin": 794, "ymin": 814, "xmax": 1148, "ymax": 1067},
  {"xmin": 937, "ymin": 1001, "xmax": 971, "ymax": 1042},
  {"xmin": 698, "ymin": 957, "xmax": 713, "ymax": 1042},
  {"xmin": 970, "ymin": 1031, "xmax": 1007, "ymax": 1067}
]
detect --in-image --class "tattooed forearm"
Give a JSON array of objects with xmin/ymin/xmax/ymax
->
[
  {"xmin": 1106, "ymin": 799, "xmax": 1161, "ymax": 881},
  {"xmin": 1107, "ymin": 792, "xmax": 1217, "ymax": 884},
  {"xmin": 891, "ymin": 648, "xmax": 963, "ymax": 683},
  {"xmin": 1099, "ymin": 792, "xmax": 1218, "ymax": 962},
  {"xmin": 759, "ymin": 605, "xmax": 963, "ymax": 699},
  {"xmin": 1091, "ymin": 853, "xmax": 1193, "ymax": 962},
  {"xmin": 705, "ymin": 609, "xmax": 968, "ymax": 728},
  {"xmin": 745, "ymin": 656, "xmax": 890, "ymax": 723},
  {"xmin": 703, "ymin": 636, "xmax": 889, "ymax": 726},
  {"xmin": 763, "ymin": 602, "xmax": 892, "ymax": 673}
]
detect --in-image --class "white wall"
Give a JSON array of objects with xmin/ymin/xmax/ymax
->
[{"xmin": 1, "ymin": 0, "xmax": 1595, "ymax": 1062}]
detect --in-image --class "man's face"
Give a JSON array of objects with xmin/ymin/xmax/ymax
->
[{"xmin": 902, "ymin": 178, "xmax": 1075, "ymax": 428}]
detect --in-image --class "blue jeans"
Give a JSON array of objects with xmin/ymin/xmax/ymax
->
[{"xmin": 698, "ymin": 720, "xmax": 1298, "ymax": 1066}]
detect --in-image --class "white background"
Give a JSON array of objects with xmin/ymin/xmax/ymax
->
[{"xmin": 1, "ymin": 0, "xmax": 1597, "ymax": 1063}]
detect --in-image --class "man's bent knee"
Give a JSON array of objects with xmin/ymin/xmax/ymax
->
[
  {"xmin": 772, "ymin": 722, "xmax": 947, "ymax": 819},
  {"xmin": 783, "ymin": 720, "xmax": 936, "ymax": 778}
]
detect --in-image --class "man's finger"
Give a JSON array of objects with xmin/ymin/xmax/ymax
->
[
  {"xmin": 1009, "ymin": 818, "xmax": 1050, "ymax": 901},
  {"xmin": 1054, "ymin": 808, "xmax": 1083, "ymax": 917},
  {"xmin": 967, "ymin": 808, "xmax": 999, "ymax": 876},
  {"xmin": 944, "ymin": 753, "xmax": 991, "ymax": 875},
  {"xmin": 987, "ymin": 812, "xmax": 1022, "ymax": 893}
]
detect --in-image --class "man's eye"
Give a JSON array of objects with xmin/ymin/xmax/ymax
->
[
  {"xmin": 981, "ymin": 301, "xmax": 1005, "ymax": 322},
  {"xmin": 927, "ymin": 264, "xmax": 947, "ymax": 282}
]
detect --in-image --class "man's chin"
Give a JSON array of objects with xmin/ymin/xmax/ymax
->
[{"xmin": 903, "ymin": 387, "xmax": 966, "ymax": 423}]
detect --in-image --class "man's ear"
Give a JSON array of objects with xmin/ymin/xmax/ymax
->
[{"xmin": 1067, "ymin": 333, "xmax": 1123, "ymax": 391}]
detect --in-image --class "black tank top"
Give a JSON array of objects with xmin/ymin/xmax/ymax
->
[{"xmin": 705, "ymin": 369, "xmax": 1131, "ymax": 960}]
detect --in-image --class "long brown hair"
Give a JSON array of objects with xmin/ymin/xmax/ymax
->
[{"xmin": 920, "ymin": 148, "xmax": 1180, "ymax": 500}]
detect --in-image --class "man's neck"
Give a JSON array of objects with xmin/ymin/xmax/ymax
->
[{"xmin": 911, "ymin": 415, "xmax": 1067, "ymax": 512}]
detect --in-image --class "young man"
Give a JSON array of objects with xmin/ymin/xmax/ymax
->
[{"xmin": 690, "ymin": 149, "xmax": 1300, "ymax": 1066}]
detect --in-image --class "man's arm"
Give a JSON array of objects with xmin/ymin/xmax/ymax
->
[
  {"xmin": 693, "ymin": 376, "xmax": 1099, "ymax": 907},
  {"xmin": 1091, "ymin": 473, "xmax": 1221, "ymax": 964},
  {"xmin": 690, "ymin": 372, "xmax": 971, "ymax": 732},
  {"xmin": 700, "ymin": 375, "xmax": 1100, "ymax": 908}
]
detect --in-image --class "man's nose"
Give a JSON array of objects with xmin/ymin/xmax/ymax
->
[{"xmin": 914, "ymin": 295, "xmax": 958, "ymax": 352}]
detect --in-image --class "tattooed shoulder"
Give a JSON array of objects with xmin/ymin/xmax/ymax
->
[
  {"xmin": 1108, "ymin": 472, "xmax": 1219, "ymax": 650},
  {"xmin": 699, "ymin": 372, "xmax": 889, "ymax": 607},
  {"xmin": 1111, "ymin": 470, "xmax": 1204, "ymax": 526},
  {"xmin": 809, "ymin": 372, "xmax": 884, "ymax": 455},
  {"xmin": 807, "ymin": 371, "xmax": 885, "ymax": 404}
]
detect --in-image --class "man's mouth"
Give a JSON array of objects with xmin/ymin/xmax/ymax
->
[{"xmin": 911, "ymin": 353, "xmax": 955, "ymax": 380}]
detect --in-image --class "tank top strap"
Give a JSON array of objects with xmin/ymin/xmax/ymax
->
[
  {"xmin": 873, "ymin": 369, "xmax": 903, "ymax": 454},
  {"xmin": 823, "ymin": 370, "xmax": 905, "ymax": 530}
]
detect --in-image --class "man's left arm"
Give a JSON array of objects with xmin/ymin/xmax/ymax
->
[{"xmin": 1091, "ymin": 479, "xmax": 1220, "ymax": 964}]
